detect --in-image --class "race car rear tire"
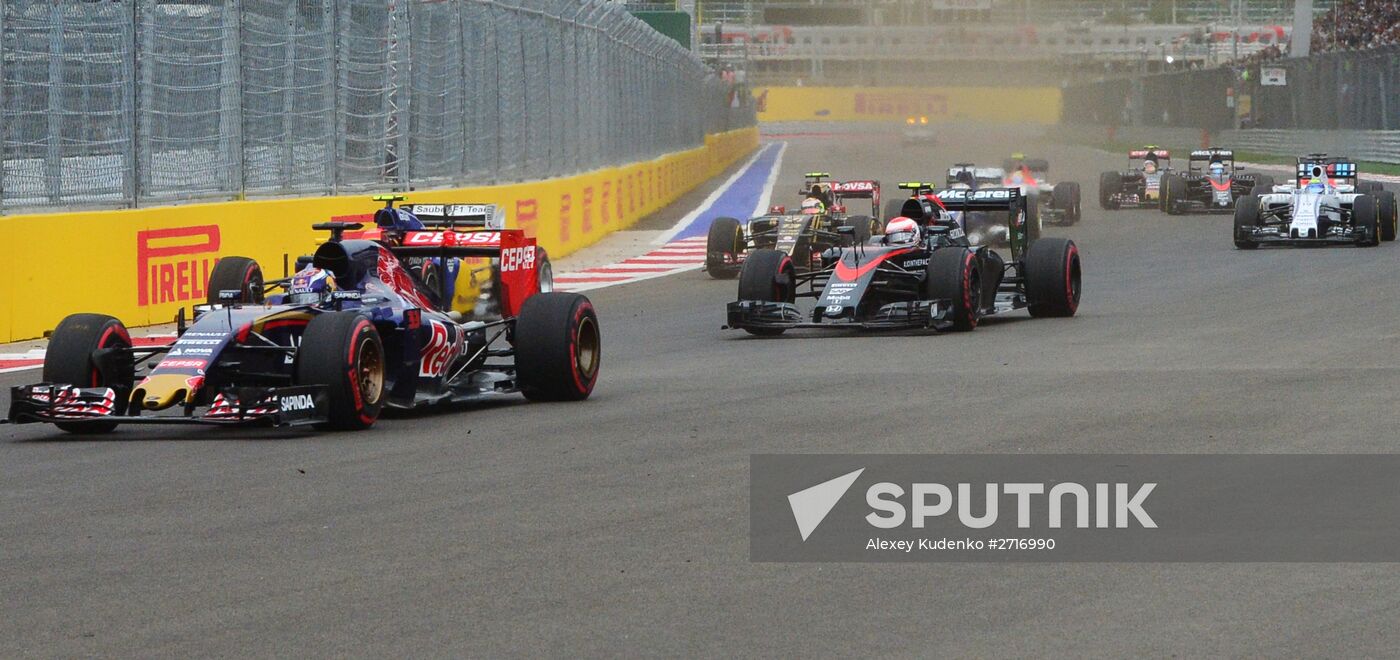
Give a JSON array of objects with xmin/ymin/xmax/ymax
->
[
  {"xmin": 705, "ymin": 217, "xmax": 744, "ymax": 280},
  {"xmin": 206, "ymin": 256, "xmax": 264, "ymax": 306},
  {"xmin": 43, "ymin": 313, "xmax": 135, "ymax": 434},
  {"xmin": 296, "ymin": 312, "xmax": 385, "ymax": 430},
  {"xmin": 535, "ymin": 247, "xmax": 554, "ymax": 292},
  {"xmin": 515, "ymin": 293, "xmax": 600, "ymax": 402},
  {"xmin": 1099, "ymin": 172, "xmax": 1121, "ymax": 210},
  {"xmin": 1251, "ymin": 175, "xmax": 1276, "ymax": 196},
  {"xmin": 1165, "ymin": 174, "xmax": 1188, "ymax": 215},
  {"xmin": 1052, "ymin": 182, "xmax": 1081, "ymax": 224},
  {"xmin": 1024, "ymin": 238, "xmax": 1082, "ymax": 318},
  {"xmin": 736, "ymin": 249, "xmax": 796, "ymax": 336},
  {"xmin": 927, "ymin": 248, "xmax": 981, "ymax": 331},
  {"xmin": 1359, "ymin": 181, "xmax": 1385, "ymax": 194},
  {"xmin": 1354, "ymin": 194, "xmax": 1380, "ymax": 247},
  {"xmin": 1233, "ymin": 195, "xmax": 1261, "ymax": 250},
  {"xmin": 1377, "ymin": 192, "xmax": 1398, "ymax": 242},
  {"xmin": 842, "ymin": 215, "xmax": 879, "ymax": 246},
  {"xmin": 884, "ymin": 197, "xmax": 909, "ymax": 224},
  {"xmin": 1024, "ymin": 196, "xmax": 1042, "ymax": 245}
]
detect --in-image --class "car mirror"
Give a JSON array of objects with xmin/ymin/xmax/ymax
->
[{"xmin": 836, "ymin": 226, "xmax": 855, "ymax": 236}]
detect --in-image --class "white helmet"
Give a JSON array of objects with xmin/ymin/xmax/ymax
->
[{"xmin": 884, "ymin": 217, "xmax": 921, "ymax": 246}]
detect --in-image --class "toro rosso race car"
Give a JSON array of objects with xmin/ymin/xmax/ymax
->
[
  {"xmin": 1100, "ymin": 147, "xmax": 1172, "ymax": 210},
  {"xmin": 1234, "ymin": 155, "xmax": 1397, "ymax": 249},
  {"xmin": 6, "ymin": 198, "xmax": 599, "ymax": 434},
  {"xmin": 1160, "ymin": 149, "xmax": 1274, "ymax": 215},
  {"xmin": 705, "ymin": 173, "xmax": 882, "ymax": 279},
  {"xmin": 726, "ymin": 184, "xmax": 1081, "ymax": 335},
  {"xmin": 1002, "ymin": 154, "xmax": 1082, "ymax": 226}
]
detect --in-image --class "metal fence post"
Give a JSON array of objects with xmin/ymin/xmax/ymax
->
[
  {"xmin": 0, "ymin": 3, "xmax": 7, "ymax": 214},
  {"xmin": 229, "ymin": 0, "xmax": 245, "ymax": 198}
]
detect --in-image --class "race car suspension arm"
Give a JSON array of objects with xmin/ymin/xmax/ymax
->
[{"xmin": 445, "ymin": 319, "xmax": 512, "ymax": 387}]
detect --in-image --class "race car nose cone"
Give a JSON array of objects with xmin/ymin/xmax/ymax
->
[{"xmin": 142, "ymin": 389, "xmax": 185, "ymax": 411}]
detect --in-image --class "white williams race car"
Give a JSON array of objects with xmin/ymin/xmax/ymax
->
[{"xmin": 1234, "ymin": 155, "xmax": 1397, "ymax": 249}]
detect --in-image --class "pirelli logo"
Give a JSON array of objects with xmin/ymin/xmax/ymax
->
[{"xmin": 137, "ymin": 225, "xmax": 221, "ymax": 307}]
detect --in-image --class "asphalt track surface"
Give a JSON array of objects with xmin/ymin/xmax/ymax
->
[{"xmin": 5, "ymin": 128, "xmax": 1400, "ymax": 657}]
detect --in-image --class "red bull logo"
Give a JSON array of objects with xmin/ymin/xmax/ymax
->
[{"xmin": 136, "ymin": 225, "xmax": 221, "ymax": 306}]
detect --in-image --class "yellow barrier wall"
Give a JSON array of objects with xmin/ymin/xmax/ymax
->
[
  {"xmin": 0, "ymin": 127, "xmax": 758, "ymax": 342},
  {"xmin": 754, "ymin": 86, "xmax": 1062, "ymax": 124}
]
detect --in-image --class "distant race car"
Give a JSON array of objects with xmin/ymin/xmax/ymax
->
[
  {"xmin": 705, "ymin": 173, "xmax": 882, "ymax": 279},
  {"xmin": 1002, "ymin": 154, "xmax": 1082, "ymax": 226},
  {"xmin": 1100, "ymin": 146, "xmax": 1173, "ymax": 210},
  {"xmin": 901, "ymin": 115, "xmax": 937, "ymax": 145},
  {"xmin": 1160, "ymin": 149, "xmax": 1274, "ymax": 215},
  {"xmin": 726, "ymin": 185, "xmax": 1080, "ymax": 335},
  {"xmin": 6, "ymin": 198, "xmax": 599, "ymax": 434},
  {"xmin": 904, "ymin": 166, "xmax": 1043, "ymax": 247},
  {"xmin": 1233, "ymin": 154, "xmax": 1397, "ymax": 249}
]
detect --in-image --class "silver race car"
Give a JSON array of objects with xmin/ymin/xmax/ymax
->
[{"xmin": 1233, "ymin": 155, "xmax": 1397, "ymax": 249}]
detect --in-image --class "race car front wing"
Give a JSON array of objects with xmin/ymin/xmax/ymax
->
[
  {"xmin": 6, "ymin": 384, "xmax": 330, "ymax": 428},
  {"xmin": 726, "ymin": 299, "xmax": 951, "ymax": 331}
]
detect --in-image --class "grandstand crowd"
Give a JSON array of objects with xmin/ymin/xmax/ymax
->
[{"xmin": 1310, "ymin": 0, "xmax": 1400, "ymax": 52}]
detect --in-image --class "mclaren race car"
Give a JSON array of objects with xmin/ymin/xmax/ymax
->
[
  {"xmin": 7, "ymin": 199, "xmax": 600, "ymax": 434},
  {"xmin": 906, "ymin": 168, "xmax": 1045, "ymax": 247},
  {"xmin": 1002, "ymin": 154, "xmax": 1081, "ymax": 226},
  {"xmin": 1234, "ymin": 155, "xmax": 1397, "ymax": 249},
  {"xmin": 1100, "ymin": 146, "xmax": 1173, "ymax": 210},
  {"xmin": 726, "ymin": 185, "xmax": 1081, "ymax": 335},
  {"xmin": 1160, "ymin": 149, "xmax": 1274, "ymax": 215},
  {"xmin": 705, "ymin": 173, "xmax": 883, "ymax": 279}
]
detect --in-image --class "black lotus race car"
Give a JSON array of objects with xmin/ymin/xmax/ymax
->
[
  {"xmin": 705, "ymin": 173, "xmax": 882, "ymax": 279},
  {"xmin": 726, "ymin": 185, "xmax": 1081, "ymax": 335},
  {"xmin": 1100, "ymin": 146, "xmax": 1173, "ymax": 210},
  {"xmin": 1160, "ymin": 149, "xmax": 1274, "ymax": 215},
  {"xmin": 6, "ymin": 198, "xmax": 600, "ymax": 434}
]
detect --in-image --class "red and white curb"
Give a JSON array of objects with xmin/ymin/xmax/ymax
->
[
  {"xmin": 554, "ymin": 236, "xmax": 708, "ymax": 293},
  {"xmin": 0, "ymin": 335, "xmax": 175, "ymax": 374}
]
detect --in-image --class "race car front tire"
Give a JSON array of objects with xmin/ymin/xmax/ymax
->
[
  {"xmin": 206, "ymin": 256, "xmax": 264, "ymax": 306},
  {"xmin": 1353, "ymin": 194, "xmax": 1380, "ymax": 247},
  {"xmin": 1233, "ymin": 195, "xmax": 1261, "ymax": 250},
  {"xmin": 737, "ymin": 249, "xmax": 795, "ymax": 336},
  {"xmin": 1052, "ymin": 182, "xmax": 1081, "ymax": 224},
  {"xmin": 296, "ymin": 312, "xmax": 385, "ymax": 430},
  {"xmin": 44, "ymin": 313, "xmax": 134, "ymax": 434},
  {"xmin": 1377, "ymin": 192, "xmax": 1397, "ymax": 242},
  {"xmin": 1099, "ymin": 172, "xmax": 1121, "ymax": 210},
  {"xmin": 1165, "ymin": 174, "xmax": 1188, "ymax": 215},
  {"xmin": 705, "ymin": 217, "xmax": 744, "ymax": 280},
  {"xmin": 927, "ymin": 248, "xmax": 981, "ymax": 331},
  {"xmin": 516, "ymin": 292, "xmax": 600, "ymax": 402},
  {"xmin": 1250, "ymin": 175, "xmax": 1276, "ymax": 197},
  {"xmin": 1024, "ymin": 238, "xmax": 1082, "ymax": 318}
]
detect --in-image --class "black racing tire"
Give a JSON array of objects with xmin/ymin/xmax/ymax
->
[
  {"xmin": 206, "ymin": 256, "xmax": 264, "ymax": 306},
  {"xmin": 515, "ymin": 292, "xmax": 600, "ymax": 402},
  {"xmin": 1377, "ymin": 191, "xmax": 1397, "ymax": 242},
  {"xmin": 736, "ymin": 249, "xmax": 796, "ymax": 336},
  {"xmin": 1024, "ymin": 238, "xmax": 1082, "ymax": 318},
  {"xmin": 1233, "ymin": 194, "xmax": 1261, "ymax": 250},
  {"xmin": 926, "ymin": 248, "xmax": 981, "ymax": 331},
  {"xmin": 705, "ymin": 217, "xmax": 744, "ymax": 280},
  {"xmin": 1166, "ymin": 174, "xmax": 1188, "ymax": 215},
  {"xmin": 1023, "ymin": 196, "xmax": 1042, "ymax": 245},
  {"xmin": 1252, "ymin": 174, "xmax": 1275, "ymax": 195},
  {"xmin": 843, "ymin": 215, "xmax": 878, "ymax": 246},
  {"xmin": 43, "ymin": 313, "xmax": 134, "ymax": 434},
  {"xmin": 1052, "ymin": 181, "xmax": 1081, "ymax": 224},
  {"xmin": 296, "ymin": 312, "xmax": 385, "ymax": 430},
  {"xmin": 1359, "ymin": 181, "xmax": 1385, "ymax": 194},
  {"xmin": 415, "ymin": 259, "xmax": 444, "ymax": 307},
  {"xmin": 884, "ymin": 197, "xmax": 910, "ymax": 224},
  {"xmin": 1099, "ymin": 171, "xmax": 1121, "ymax": 210},
  {"xmin": 535, "ymin": 247, "xmax": 554, "ymax": 292},
  {"xmin": 1354, "ymin": 194, "xmax": 1380, "ymax": 247}
]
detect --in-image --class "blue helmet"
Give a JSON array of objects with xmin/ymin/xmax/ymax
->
[{"xmin": 287, "ymin": 267, "xmax": 336, "ymax": 305}]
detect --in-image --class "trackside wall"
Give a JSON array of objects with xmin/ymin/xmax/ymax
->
[
  {"xmin": 754, "ymin": 87, "xmax": 1063, "ymax": 124},
  {"xmin": 0, "ymin": 128, "xmax": 758, "ymax": 343}
]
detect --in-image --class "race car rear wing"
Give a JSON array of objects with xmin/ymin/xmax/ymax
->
[
  {"xmin": 1190, "ymin": 149, "xmax": 1234, "ymax": 161},
  {"xmin": 1296, "ymin": 156, "xmax": 1358, "ymax": 184},
  {"xmin": 387, "ymin": 229, "xmax": 539, "ymax": 317},
  {"xmin": 1129, "ymin": 148, "xmax": 1171, "ymax": 166},
  {"xmin": 831, "ymin": 180, "xmax": 881, "ymax": 213},
  {"xmin": 932, "ymin": 187, "xmax": 1023, "ymax": 210},
  {"xmin": 400, "ymin": 203, "xmax": 506, "ymax": 230}
]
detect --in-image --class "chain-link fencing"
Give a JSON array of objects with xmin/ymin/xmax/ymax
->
[{"xmin": 0, "ymin": 0, "xmax": 756, "ymax": 213}]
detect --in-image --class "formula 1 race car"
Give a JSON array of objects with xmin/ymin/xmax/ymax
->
[
  {"xmin": 6, "ymin": 200, "xmax": 599, "ymax": 434},
  {"xmin": 1160, "ymin": 149, "xmax": 1274, "ymax": 215},
  {"xmin": 910, "ymin": 168, "xmax": 1043, "ymax": 247},
  {"xmin": 1233, "ymin": 155, "xmax": 1397, "ymax": 249},
  {"xmin": 726, "ymin": 185, "xmax": 1081, "ymax": 335},
  {"xmin": 1002, "ymin": 154, "xmax": 1082, "ymax": 226},
  {"xmin": 705, "ymin": 173, "xmax": 882, "ymax": 279},
  {"xmin": 901, "ymin": 115, "xmax": 937, "ymax": 145},
  {"xmin": 1100, "ymin": 146, "xmax": 1172, "ymax": 210}
]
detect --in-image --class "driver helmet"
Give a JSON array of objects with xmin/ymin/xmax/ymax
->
[
  {"xmin": 800, "ymin": 197, "xmax": 826, "ymax": 215},
  {"xmin": 955, "ymin": 170, "xmax": 976, "ymax": 187},
  {"xmin": 1209, "ymin": 161, "xmax": 1226, "ymax": 176},
  {"xmin": 884, "ymin": 217, "xmax": 922, "ymax": 246},
  {"xmin": 1305, "ymin": 180, "xmax": 1327, "ymax": 193},
  {"xmin": 287, "ymin": 267, "xmax": 336, "ymax": 305},
  {"xmin": 1143, "ymin": 159, "xmax": 1158, "ymax": 174}
]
